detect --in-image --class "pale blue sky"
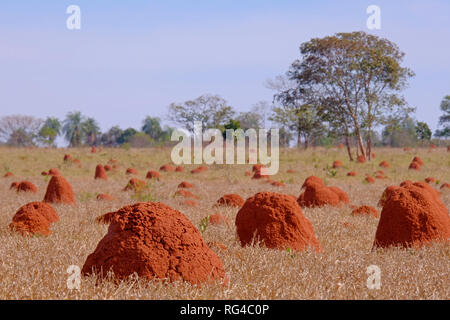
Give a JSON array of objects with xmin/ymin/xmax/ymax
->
[{"xmin": 1, "ymin": 0, "xmax": 449, "ymax": 137}]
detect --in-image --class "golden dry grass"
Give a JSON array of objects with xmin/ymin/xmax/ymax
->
[{"xmin": 0, "ymin": 146, "xmax": 449, "ymax": 299}]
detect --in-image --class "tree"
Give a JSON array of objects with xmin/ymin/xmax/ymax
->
[
  {"xmin": 117, "ymin": 128, "xmax": 137, "ymax": 145},
  {"xmin": 435, "ymin": 95, "xmax": 450, "ymax": 138},
  {"xmin": 415, "ymin": 121, "xmax": 432, "ymax": 143},
  {"xmin": 236, "ymin": 111, "xmax": 263, "ymax": 131},
  {"xmin": 82, "ymin": 117, "xmax": 101, "ymax": 146},
  {"xmin": 100, "ymin": 126, "xmax": 123, "ymax": 147},
  {"xmin": 38, "ymin": 117, "xmax": 61, "ymax": 146},
  {"xmin": 286, "ymin": 31, "xmax": 414, "ymax": 159},
  {"xmin": 141, "ymin": 116, "xmax": 173, "ymax": 143},
  {"xmin": 168, "ymin": 94, "xmax": 235, "ymax": 132},
  {"xmin": 382, "ymin": 116, "xmax": 417, "ymax": 147},
  {"xmin": 63, "ymin": 111, "xmax": 85, "ymax": 147},
  {"xmin": 0, "ymin": 115, "xmax": 43, "ymax": 147}
]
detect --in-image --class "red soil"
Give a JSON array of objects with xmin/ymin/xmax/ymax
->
[
  {"xmin": 160, "ymin": 164, "xmax": 175, "ymax": 172},
  {"xmin": 125, "ymin": 168, "xmax": 138, "ymax": 175},
  {"xmin": 216, "ymin": 194, "xmax": 245, "ymax": 208},
  {"xmin": 43, "ymin": 175, "xmax": 76, "ymax": 205},
  {"xmin": 379, "ymin": 161, "xmax": 390, "ymax": 168},
  {"xmin": 178, "ymin": 181, "xmax": 193, "ymax": 188},
  {"xmin": 82, "ymin": 202, "xmax": 226, "ymax": 284},
  {"xmin": 374, "ymin": 181, "xmax": 450, "ymax": 248},
  {"xmin": 236, "ymin": 192, "xmax": 321, "ymax": 252},
  {"xmin": 297, "ymin": 176, "xmax": 349, "ymax": 208},
  {"xmin": 123, "ymin": 178, "xmax": 147, "ymax": 192},
  {"xmin": 351, "ymin": 205, "xmax": 379, "ymax": 218},
  {"xmin": 146, "ymin": 170, "xmax": 161, "ymax": 180},
  {"xmin": 94, "ymin": 165, "xmax": 108, "ymax": 180},
  {"xmin": 9, "ymin": 202, "xmax": 59, "ymax": 237},
  {"xmin": 16, "ymin": 181, "xmax": 38, "ymax": 193}
]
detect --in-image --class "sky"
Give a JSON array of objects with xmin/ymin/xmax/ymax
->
[{"xmin": 0, "ymin": 0, "xmax": 449, "ymax": 144}]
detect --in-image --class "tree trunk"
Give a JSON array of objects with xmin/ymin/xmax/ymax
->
[
  {"xmin": 345, "ymin": 135, "xmax": 354, "ymax": 161},
  {"xmin": 304, "ymin": 136, "xmax": 309, "ymax": 150},
  {"xmin": 354, "ymin": 124, "xmax": 366, "ymax": 159},
  {"xmin": 297, "ymin": 130, "xmax": 302, "ymax": 148},
  {"xmin": 367, "ymin": 133, "xmax": 372, "ymax": 161}
]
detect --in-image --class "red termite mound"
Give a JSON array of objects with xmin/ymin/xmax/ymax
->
[
  {"xmin": 271, "ymin": 181, "xmax": 286, "ymax": 187},
  {"xmin": 351, "ymin": 205, "xmax": 379, "ymax": 218},
  {"xmin": 236, "ymin": 192, "xmax": 321, "ymax": 252},
  {"xmin": 95, "ymin": 164, "xmax": 108, "ymax": 180},
  {"xmin": 365, "ymin": 176, "xmax": 375, "ymax": 184},
  {"xmin": 357, "ymin": 155, "xmax": 366, "ymax": 163},
  {"xmin": 252, "ymin": 164, "xmax": 265, "ymax": 172},
  {"xmin": 425, "ymin": 177, "xmax": 436, "ymax": 184},
  {"xmin": 175, "ymin": 189, "xmax": 198, "ymax": 199},
  {"xmin": 297, "ymin": 176, "xmax": 349, "ymax": 208},
  {"xmin": 146, "ymin": 170, "xmax": 161, "ymax": 180},
  {"xmin": 209, "ymin": 213, "xmax": 231, "ymax": 226},
  {"xmin": 91, "ymin": 146, "xmax": 97, "ymax": 153},
  {"xmin": 441, "ymin": 183, "xmax": 450, "ymax": 190},
  {"xmin": 178, "ymin": 181, "xmax": 193, "ymax": 189},
  {"xmin": 9, "ymin": 202, "xmax": 59, "ymax": 237},
  {"xmin": 287, "ymin": 169, "xmax": 296, "ymax": 174},
  {"xmin": 41, "ymin": 171, "xmax": 48, "ymax": 176},
  {"xmin": 123, "ymin": 178, "xmax": 147, "ymax": 191},
  {"xmin": 48, "ymin": 168, "xmax": 61, "ymax": 176},
  {"xmin": 183, "ymin": 200, "xmax": 199, "ymax": 207},
  {"xmin": 216, "ymin": 194, "xmax": 245, "ymax": 208},
  {"xmin": 4, "ymin": 172, "xmax": 14, "ymax": 178},
  {"xmin": 160, "ymin": 164, "xmax": 175, "ymax": 172},
  {"xmin": 104, "ymin": 165, "xmax": 112, "ymax": 172},
  {"xmin": 332, "ymin": 160, "xmax": 343, "ymax": 168},
  {"xmin": 43, "ymin": 175, "xmax": 76, "ymax": 205},
  {"xmin": 82, "ymin": 202, "xmax": 226, "ymax": 284},
  {"xmin": 97, "ymin": 193, "xmax": 115, "ymax": 201},
  {"xmin": 175, "ymin": 166, "xmax": 184, "ymax": 172},
  {"xmin": 126, "ymin": 168, "xmax": 138, "ymax": 175},
  {"xmin": 16, "ymin": 181, "xmax": 38, "ymax": 193},
  {"xmin": 379, "ymin": 161, "xmax": 390, "ymax": 168},
  {"xmin": 190, "ymin": 166, "xmax": 208, "ymax": 174},
  {"xmin": 412, "ymin": 157, "xmax": 424, "ymax": 166},
  {"xmin": 64, "ymin": 154, "xmax": 73, "ymax": 162},
  {"xmin": 347, "ymin": 171, "xmax": 357, "ymax": 176},
  {"xmin": 373, "ymin": 181, "xmax": 450, "ymax": 249},
  {"xmin": 10, "ymin": 181, "xmax": 19, "ymax": 190},
  {"xmin": 408, "ymin": 161, "xmax": 421, "ymax": 170}
]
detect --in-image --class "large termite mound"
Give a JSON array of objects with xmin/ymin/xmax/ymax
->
[
  {"xmin": 43, "ymin": 175, "xmax": 76, "ymax": 205},
  {"xmin": 16, "ymin": 181, "xmax": 38, "ymax": 193},
  {"xmin": 236, "ymin": 192, "xmax": 321, "ymax": 252},
  {"xmin": 297, "ymin": 176, "xmax": 349, "ymax": 208},
  {"xmin": 373, "ymin": 181, "xmax": 450, "ymax": 249},
  {"xmin": 215, "ymin": 194, "xmax": 245, "ymax": 208},
  {"xmin": 9, "ymin": 202, "xmax": 59, "ymax": 236},
  {"xmin": 94, "ymin": 165, "xmax": 108, "ymax": 180},
  {"xmin": 82, "ymin": 202, "xmax": 226, "ymax": 284}
]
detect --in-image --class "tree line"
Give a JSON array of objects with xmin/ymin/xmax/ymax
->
[{"xmin": 0, "ymin": 32, "xmax": 449, "ymax": 158}]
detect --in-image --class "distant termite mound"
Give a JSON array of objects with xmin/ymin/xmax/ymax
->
[
  {"xmin": 94, "ymin": 165, "xmax": 108, "ymax": 180},
  {"xmin": 43, "ymin": 175, "xmax": 76, "ymax": 205},
  {"xmin": 297, "ymin": 176, "xmax": 349, "ymax": 208},
  {"xmin": 215, "ymin": 194, "xmax": 245, "ymax": 208}
]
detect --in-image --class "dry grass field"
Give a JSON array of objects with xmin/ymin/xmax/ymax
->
[{"xmin": 0, "ymin": 146, "xmax": 449, "ymax": 300}]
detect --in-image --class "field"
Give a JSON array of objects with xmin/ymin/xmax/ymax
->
[{"xmin": 0, "ymin": 146, "xmax": 449, "ymax": 300}]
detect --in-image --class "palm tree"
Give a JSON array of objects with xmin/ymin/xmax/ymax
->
[
  {"xmin": 82, "ymin": 117, "xmax": 101, "ymax": 146},
  {"xmin": 63, "ymin": 111, "xmax": 85, "ymax": 147}
]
